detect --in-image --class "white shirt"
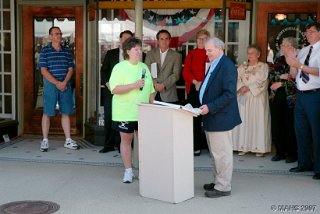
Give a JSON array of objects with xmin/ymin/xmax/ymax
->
[
  {"xmin": 119, "ymin": 49, "xmax": 124, "ymax": 62},
  {"xmin": 296, "ymin": 40, "xmax": 320, "ymax": 90},
  {"xmin": 160, "ymin": 49, "xmax": 168, "ymax": 67}
]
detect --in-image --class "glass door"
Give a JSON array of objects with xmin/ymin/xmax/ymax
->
[{"xmin": 22, "ymin": 6, "xmax": 83, "ymax": 135}]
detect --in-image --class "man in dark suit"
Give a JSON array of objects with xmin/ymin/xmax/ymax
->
[
  {"xmin": 199, "ymin": 37, "xmax": 241, "ymax": 198},
  {"xmin": 144, "ymin": 29, "xmax": 182, "ymax": 103},
  {"xmin": 99, "ymin": 30, "xmax": 133, "ymax": 153}
]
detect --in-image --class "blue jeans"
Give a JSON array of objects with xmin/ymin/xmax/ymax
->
[{"xmin": 42, "ymin": 78, "xmax": 73, "ymax": 116}]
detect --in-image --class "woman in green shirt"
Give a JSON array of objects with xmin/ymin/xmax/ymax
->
[{"xmin": 109, "ymin": 37, "xmax": 155, "ymax": 183}]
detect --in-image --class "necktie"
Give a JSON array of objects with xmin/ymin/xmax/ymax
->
[{"xmin": 300, "ymin": 46, "xmax": 313, "ymax": 83}]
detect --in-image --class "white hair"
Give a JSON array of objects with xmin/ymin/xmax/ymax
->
[{"xmin": 205, "ymin": 37, "xmax": 225, "ymax": 50}]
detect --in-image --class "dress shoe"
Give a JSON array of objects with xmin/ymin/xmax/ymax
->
[
  {"xmin": 194, "ymin": 150, "xmax": 201, "ymax": 156},
  {"xmin": 203, "ymin": 183, "xmax": 215, "ymax": 191},
  {"xmin": 285, "ymin": 157, "xmax": 297, "ymax": 163},
  {"xmin": 205, "ymin": 189, "xmax": 231, "ymax": 198},
  {"xmin": 271, "ymin": 155, "xmax": 286, "ymax": 161},
  {"xmin": 289, "ymin": 166, "xmax": 313, "ymax": 173},
  {"xmin": 99, "ymin": 147, "xmax": 115, "ymax": 153},
  {"xmin": 312, "ymin": 173, "xmax": 320, "ymax": 180}
]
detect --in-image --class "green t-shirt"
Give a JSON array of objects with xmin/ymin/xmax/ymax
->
[{"xmin": 109, "ymin": 60, "xmax": 155, "ymax": 121}]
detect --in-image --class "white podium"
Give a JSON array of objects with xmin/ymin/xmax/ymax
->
[{"xmin": 138, "ymin": 103, "xmax": 196, "ymax": 203}]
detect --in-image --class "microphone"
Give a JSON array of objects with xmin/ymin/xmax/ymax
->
[{"xmin": 140, "ymin": 68, "xmax": 146, "ymax": 91}]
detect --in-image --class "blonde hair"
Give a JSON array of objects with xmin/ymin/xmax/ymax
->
[{"xmin": 196, "ymin": 29, "xmax": 210, "ymax": 39}]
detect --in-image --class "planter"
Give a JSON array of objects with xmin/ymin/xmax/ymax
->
[
  {"xmin": 0, "ymin": 119, "xmax": 19, "ymax": 143},
  {"xmin": 84, "ymin": 122, "xmax": 105, "ymax": 146}
]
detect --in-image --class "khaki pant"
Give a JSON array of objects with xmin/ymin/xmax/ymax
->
[{"xmin": 205, "ymin": 130, "xmax": 233, "ymax": 192}]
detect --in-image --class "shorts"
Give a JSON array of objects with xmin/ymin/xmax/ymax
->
[
  {"xmin": 112, "ymin": 121, "xmax": 138, "ymax": 133},
  {"xmin": 43, "ymin": 77, "xmax": 73, "ymax": 116}
]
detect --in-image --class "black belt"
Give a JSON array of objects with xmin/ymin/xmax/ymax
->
[{"xmin": 298, "ymin": 88, "xmax": 320, "ymax": 94}]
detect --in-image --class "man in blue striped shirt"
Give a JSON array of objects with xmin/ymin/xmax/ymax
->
[{"xmin": 38, "ymin": 26, "xmax": 79, "ymax": 152}]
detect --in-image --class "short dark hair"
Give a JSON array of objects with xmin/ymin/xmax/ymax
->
[
  {"xmin": 122, "ymin": 37, "xmax": 142, "ymax": 60},
  {"xmin": 49, "ymin": 26, "xmax": 61, "ymax": 35},
  {"xmin": 248, "ymin": 44, "xmax": 262, "ymax": 55},
  {"xmin": 120, "ymin": 30, "xmax": 134, "ymax": 38},
  {"xmin": 156, "ymin": 29, "xmax": 171, "ymax": 40},
  {"xmin": 306, "ymin": 22, "xmax": 320, "ymax": 32}
]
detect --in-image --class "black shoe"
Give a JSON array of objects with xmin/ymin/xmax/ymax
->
[
  {"xmin": 203, "ymin": 183, "xmax": 215, "ymax": 191},
  {"xmin": 312, "ymin": 173, "xmax": 320, "ymax": 180},
  {"xmin": 205, "ymin": 189, "xmax": 231, "ymax": 198},
  {"xmin": 99, "ymin": 147, "xmax": 115, "ymax": 153},
  {"xmin": 271, "ymin": 155, "xmax": 286, "ymax": 161},
  {"xmin": 285, "ymin": 157, "xmax": 297, "ymax": 163},
  {"xmin": 194, "ymin": 150, "xmax": 201, "ymax": 156},
  {"xmin": 289, "ymin": 166, "xmax": 313, "ymax": 173}
]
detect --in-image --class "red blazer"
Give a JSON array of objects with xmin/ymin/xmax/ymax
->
[{"xmin": 182, "ymin": 48, "xmax": 208, "ymax": 93}]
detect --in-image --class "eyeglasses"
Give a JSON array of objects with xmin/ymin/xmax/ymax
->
[
  {"xmin": 305, "ymin": 30, "xmax": 318, "ymax": 34},
  {"xmin": 51, "ymin": 32, "xmax": 63, "ymax": 36}
]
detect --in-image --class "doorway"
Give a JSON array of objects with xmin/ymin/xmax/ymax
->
[
  {"xmin": 255, "ymin": 1, "xmax": 320, "ymax": 61},
  {"xmin": 22, "ymin": 6, "xmax": 83, "ymax": 135}
]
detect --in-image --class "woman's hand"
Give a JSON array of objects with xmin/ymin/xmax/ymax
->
[
  {"xmin": 193, "ymin": 80, "xmax": 202, "ymax": 91},
  {"xmin": 270, "ymin": 82, "xmax": 282, "ymax": 91},
  {"xmin": 280, "ymin": 73, "xmax": 289, "ymax": 80},
  {"xmin": 238, "ymin": 85, "xmax": 249, "ymax": 95},
  {"xmin": 135, "ymin": 79, "xmax": 145, "ymax": 89}
]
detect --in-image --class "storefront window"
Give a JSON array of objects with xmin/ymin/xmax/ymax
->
[
  {"xmin": 0, "ymin": 0, "xmax": 14, "ymax": 118},
  {"xmin": 98, "ymin": 7, "xmax": 250, "ymax": 105},
  {"xmin": 228, "ymin": 22, "xmax": 239, "ymax": 42},
  {"xmin": 267, "ymin": 13, "xmax": 316, "ymax": 64}
]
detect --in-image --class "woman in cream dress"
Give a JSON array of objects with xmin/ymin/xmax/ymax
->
[{"xmin": 232, "ymin": 44, "xmax": 271, "ymax": 156}]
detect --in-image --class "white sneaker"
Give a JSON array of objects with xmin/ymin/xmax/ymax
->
[
  {"xmin": 122, "ymin": 170, "xmax": 134, "ymax": 183},
  {"xmin": 40, "ymin": 139, "xmax": 49, "ymax": 152},
  {"xmin": 64, "ymin": 138, "xmax": 79, "ymax": 150}
]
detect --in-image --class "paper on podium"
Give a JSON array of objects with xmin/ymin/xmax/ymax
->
[
  {"xmin": 151, "ymin": 62, "xmax": 158, "ymax": 78},
  {"xmin": 153, "ymin": 101, "xmax": 201, "ymax": 116}
]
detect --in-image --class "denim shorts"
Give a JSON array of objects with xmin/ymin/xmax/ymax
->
[
  {"xmin": 112, "ymin": 121, "xmax": 138, "ymax": 133},
  {"xmin": 43, "ymin": 78, "xmax": 73, "ymax": 116}
]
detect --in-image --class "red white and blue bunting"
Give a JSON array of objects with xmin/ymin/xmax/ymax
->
[{"xmin": 122, "ymin": 9, "xmax": 215, "ymax": 47}]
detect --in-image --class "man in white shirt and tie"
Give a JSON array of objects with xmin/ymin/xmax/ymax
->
[{"xmin": 286, "ymin": 22, "xmax": 320, "ymax": 180}]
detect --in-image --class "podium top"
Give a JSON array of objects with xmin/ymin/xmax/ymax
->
[{"xmin": 139, "ymin": 102, "xmax": 200, "ymax": 117}]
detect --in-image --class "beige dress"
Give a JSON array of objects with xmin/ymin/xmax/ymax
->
[{"xmin": 232, "ymin": 62, "xmax": 271, "ymax": 154}]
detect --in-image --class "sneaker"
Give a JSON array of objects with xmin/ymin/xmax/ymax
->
[
  {"xmin": 40, "ymin": 139, "xmax": 49, "ymax": 152},
  {"xmin": 64, "ymin": 138, "xmax": 79, "ymax": 150},
  {"xmin": 122, "ymin": 170, "xmax": 134, "ymax": 183}
]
